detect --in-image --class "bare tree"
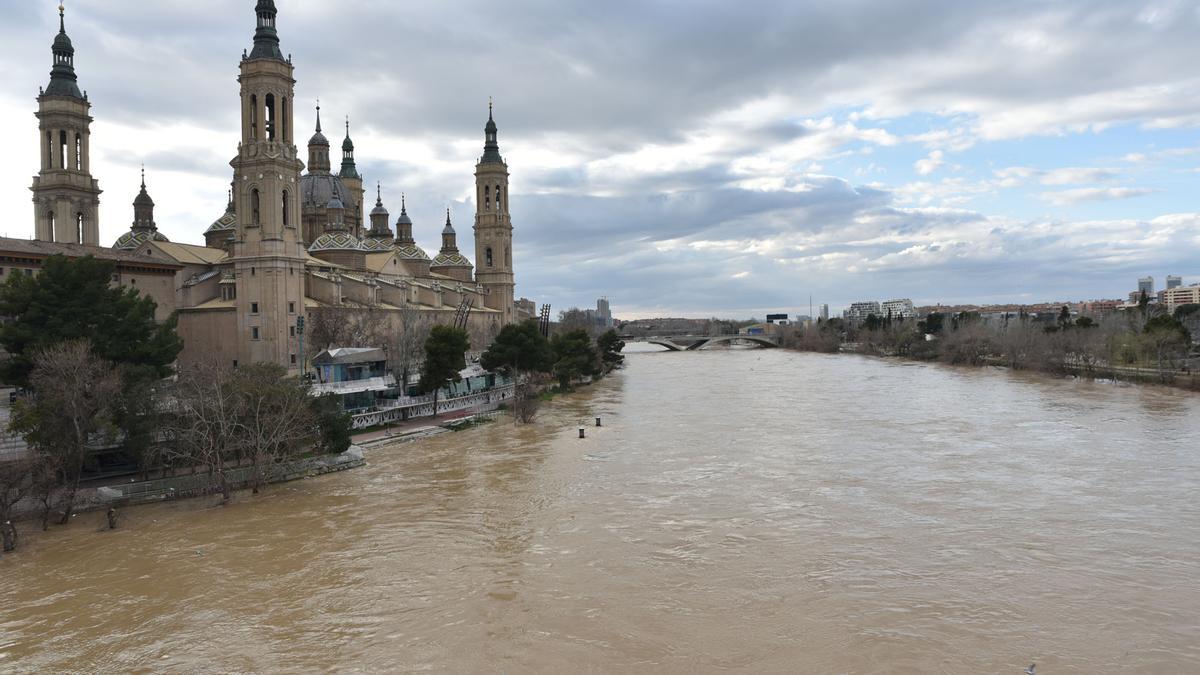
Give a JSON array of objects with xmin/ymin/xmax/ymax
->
[
  {"xmin": 388, "ymin": 303, "xmax": 430, "ymax": 395},
  {"xmin": 0, "ymin": 458, "xmax": 33, "ymax": 551},
  {"xmin": 163, "ymin": 361, "xmax": 242, "ymax": 504},
  {"xmin": 233, "ymin": 364, "xmax": 316, "ymax": 493},
  {"xmin": 9, "ymin": 341, "xmax": 121, "ymax": 524}
]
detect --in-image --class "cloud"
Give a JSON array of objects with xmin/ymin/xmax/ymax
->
[
  {"xmin": 2, "ymin": 1, "xmax": 1199, "ymax": 318},
  {"xmin": 1037, "ymin": 187, "xmax": 1157, "ymax": 206},
  {"xmin": 914, "ymin": 150, "xmax": 945, "ymax": 176}
]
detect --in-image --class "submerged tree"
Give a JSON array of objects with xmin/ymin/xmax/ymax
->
[
  {"xmin": 550, "ymin": 329, "xmax": 599, "ymax": 389},
  {"xmin": 597, "ymin": 329, "xmax": 626, "ymax": 372},
  {"xmin": 481, "ymin": 320, "xmax": 554, "ymax": 423},
  {"xmin": 9, "ymin": 341, "xmax": 122, "ymax": 524},
  {"xmin": 418, "ymin": 325, "xmax": 471, "ymax": 417}
]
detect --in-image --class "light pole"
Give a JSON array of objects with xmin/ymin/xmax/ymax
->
[{"xmin": 296, "ymin": 314, "xmax": 306, "ymax": 380}]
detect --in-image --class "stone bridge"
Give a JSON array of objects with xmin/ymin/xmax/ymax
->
[{"xmin": 622, "ymin": 334, "xmax": 779, "ymax": 351}]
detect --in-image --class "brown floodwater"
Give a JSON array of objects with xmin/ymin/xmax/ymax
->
[{"xmin": 1, "ymin": 347, "xmax": 1199, "ymax": 673}]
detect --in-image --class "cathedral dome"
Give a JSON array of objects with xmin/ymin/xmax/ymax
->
[
  {"xmin": 299, "ymin": 172, "xmax": 354, "ymax": 208},
  {"xmin": 359, "ymin": 237, "xmax": 393, "ymax": 251},
  {"xmin": 393, "ymin": 242, "xmax": 431, "ymax": 262},
  {"xmin": 308, "ymin": 231, "xmax": 361, "ymax": 252},
  {"xmin": 308, "ymin": 129, "xmax": 329, "ymax": 147},
  {"xmin": 113, "ymin": 229, "xmax": 168, "ymax": 251},
  {"xmin": 431, "ymin": 250, "xmax": 473, "ymax": 269},
  {"xmin": 206, "ymin": 208, "xmax": 236, "ymax": 233}
]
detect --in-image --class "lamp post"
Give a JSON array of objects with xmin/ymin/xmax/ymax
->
[{"xmin": 296, "ymin": 315, "xmax": 306, "ymax": 380}]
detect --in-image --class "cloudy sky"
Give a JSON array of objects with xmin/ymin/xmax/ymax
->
[{"xmin": 3, "ymin": 0, "xmax": 1200, "ymax": 319}]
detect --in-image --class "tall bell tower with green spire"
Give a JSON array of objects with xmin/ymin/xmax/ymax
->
[
  {"xmin": 474, "ymin": 100, "xmax": 515, "ymax": 324},
  {"xmin": 31, "ymin": 3, "xmax": 101, "ymax": 245},
  {"xmin": 229, "ymin": 0, "xmax": 307, "ymax": 372}
]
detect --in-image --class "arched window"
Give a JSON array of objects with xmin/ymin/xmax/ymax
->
[
  {"xmin": 76, "ymin": 213, "xmax": 84, "ymax": 243},
  {"xmin": 250, "ymin": 94, "xmax": 258, "ymax": 140},
  {"xmin": 281, "ymin": 97, "xmax": 289, "ymax": 142},
  {"xmin": 45, "ymin": 132, "xmax": 52, "ymax": 170},
  {"xmin": 486, "ymin": 247, "xmax": 493, "ymax": 267},
  {"xmin": 265, "ymin": 94, "xmax": 276, "ymax": 141},
  {"xmin": 282, "ymin": 189, "xmax": 290, "ymax": 227},
  {"xmin": 47, "ymin": 211, "xmax": 56, "ymax": 242},
  {"xmin": 59, "ymin": 130, "xmax": 67, "ymax": 170},
  {"xmin": 75, "ymin": 133, "xmax": 82, "ymax": 171},
  {"xmin": 495, "ymin": 185, "xmax": 502, "ymax": 210},
  {"xmin": 251, "ymin": 189, "xmax": 261, "ymax": 225}
]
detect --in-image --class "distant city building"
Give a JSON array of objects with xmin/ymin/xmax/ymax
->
[
  {"xmin": 819, "ymin": 304, "xmax": 829, "ymax": 321},
  {"xmin": 1079, "ymin": 299, "xmax": 1122, "ymax": 316},
  {"xmin": 1167, "ymin": 275, "xmax": 1183, "ymax": 290},
  {"xmin": 596, "ymin": 297, "xmax": 613, "ymax": 329},
  {"xmin": 515, "ymin": 297, "xmax": 537, "ymax": 322},
  {"xmin": 844, "ymin": 301, "xmax": 881, "ymax": 323},
  {"xmin": 1162, "ymin": 285, "xmax": 1200, "ymax": 313},
  {"xmin": 880, "ymin": 298, "xmax": 916, "ymax": 319},
  {"xmin": 1138, "ymin": 276, "xmax": 1155, "ymax": 297}
]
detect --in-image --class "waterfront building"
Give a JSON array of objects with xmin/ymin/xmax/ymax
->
[
  {"xmin": 844, "ymin": 301, "xmax": 881, "ymax": 323},
  {"xmin": 3, "ymin": 2, "xmax": 523, "ymax": 379},
  {"xmin": 880, "ymin": 299, "xmax": 916, "ymax": 319},
  {"xmin": 1166, "ymin": 275, "xmax": 1183, "ymax": 290}
]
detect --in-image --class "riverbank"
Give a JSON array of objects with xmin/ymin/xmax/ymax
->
[{"xmin": 784, "ymin": 341, "xmax": 1200, "ymax": 392}]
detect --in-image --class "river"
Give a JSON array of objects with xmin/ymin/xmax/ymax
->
[{"xmin": 2, "ymin": 347, "xmax": 1199, "ymax": 673}]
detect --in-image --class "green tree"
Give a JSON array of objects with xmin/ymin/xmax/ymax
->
[
  {"xmin": 418, "ymin": 325, "xmax": 471, "ymax": 416},
  {"xmin": 597, "ymin": 329, "xmax": 626, "ymax": 372},
  {"xmin": 0, "ymin": 254, "xmax": 182, "ymax": 387},
  {"xmin": 862, "ymin": 314, "xmax": 883, "ymax": 331},
  {"xmin": 311, "ymin": 393, "xmax": 353, "ymax": 455},
  {"xmin": 480, "ymin": 320, "xmax": 554, "ymax": 376},
  {"xmin": 919, "ymin": 312, "xmax": 944, "ymax": 335},
  {"xmin": 550, "ymin": 329, "xmax": 599, "ymax": 388},
  {"xmin": 1141, "ymin": 314, "xmax": 1190, "ymax": 380}
]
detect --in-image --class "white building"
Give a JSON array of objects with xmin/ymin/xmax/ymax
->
[
  {"xmin": 880, "ymin": 298, "xmax": 916, "ymax": 319},
  {"xmin": 844, "ymin": 301, "xmax": 881, "ymax": 323}
]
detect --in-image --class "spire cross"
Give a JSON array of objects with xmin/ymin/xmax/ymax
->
[
  {"xmin": 140, "ymin": 164, "xmax": 145, "ymax": 188},
  {"xmin": 59, "ymin": 3, "xmax": 65, "ymax": 31},
  {"xmin": 345, "ymin": 115, "xmax": 350, "ymax": 136},
  {"xmin": 376, "ymin": 181, "xmax": 381, "ymax": 204},
  {"xmin": 489, "ymin": 96, "xmax": 493, "ymax": 118},
  {"xmin": 315, "ymin": 99, "xmax": 322, "ymax": 132}
]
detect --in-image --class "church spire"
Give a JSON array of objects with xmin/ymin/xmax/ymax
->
[
  {"xmin": 480, "ymin": 98, "xmax": 502, "ymax": 164},
  {"xmin": 307, "ymin": 101, "xmax": 330, "ymax": 173},
  {"xmin": 339, "ymin": 116, "xmax": 359, "ymax": 179},
  {"xmin": 45, "ymin": 3, "xmax": 83, "ymax": 99},
  {"xmin": 132, "ymin": 165, "xmax": 155, "ymax": 231},
  {"xmin": 248, "ymin": 0, "xmax": 284, "ymax": 61}
]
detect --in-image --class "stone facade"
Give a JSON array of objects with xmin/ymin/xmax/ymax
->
[{"xmin": 19, "ymin": 2, "xmax": 522, "ymax": 376}]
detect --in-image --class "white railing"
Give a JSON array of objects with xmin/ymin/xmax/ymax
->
[{"xmin": 349, "ymin": 385, "xmax": 514, "ymax": 430}]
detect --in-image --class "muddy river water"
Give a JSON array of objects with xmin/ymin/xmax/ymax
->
[{"xmin": 2, "ymin": 348, "xmax": 1199, "ymax": 673}]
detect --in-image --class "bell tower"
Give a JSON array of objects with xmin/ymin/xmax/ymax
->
[
  {"xmin": 229, "ymin": 0, "xmax": 306, "ymax": 373},
  {"xmin": 473, "ymin": 101, "xmax": 515, "ymax": 324},
  {"xmin": 31, "ymin": 4, "xmax": 101, "ymax": 245}
]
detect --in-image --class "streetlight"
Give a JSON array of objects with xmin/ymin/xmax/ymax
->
[{"xmin": 296, "ymin": 314, "xmax": 306, "ymax": 380}]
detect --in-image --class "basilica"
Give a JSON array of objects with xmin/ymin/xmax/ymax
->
[{"xmin": 13, "ymin": 1, "xmax": 523, "ymax": 376}]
